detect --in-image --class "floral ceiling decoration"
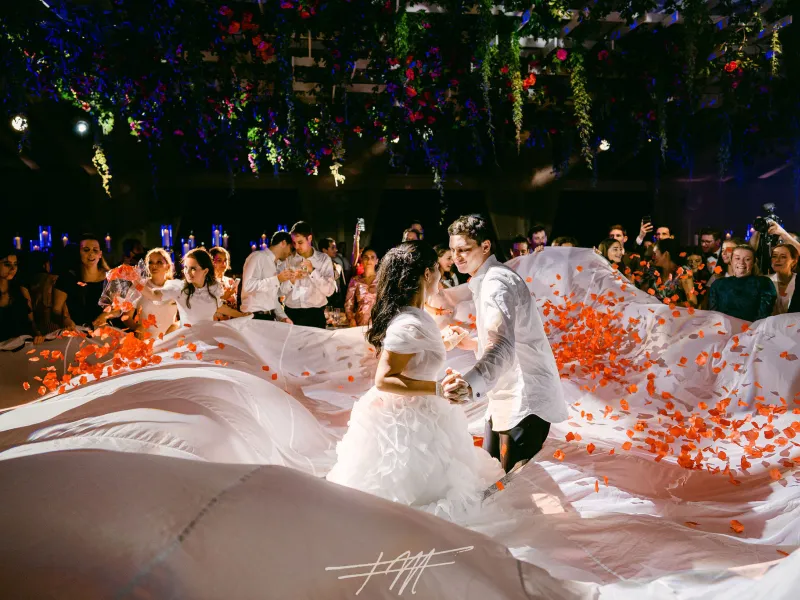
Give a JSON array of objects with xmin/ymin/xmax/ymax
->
[{"xmin": 0, "ymin": 1, "xmax": 795, "ymax": 194}]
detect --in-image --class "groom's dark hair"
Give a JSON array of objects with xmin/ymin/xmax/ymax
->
[{"xmin": 448, "ymin": 214, "xmax": 494, "ymax": 252}]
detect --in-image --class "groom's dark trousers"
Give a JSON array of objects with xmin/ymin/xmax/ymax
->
[{"xmin": 483, "ymin": 414, "xmax": 551, "ymax": 473}]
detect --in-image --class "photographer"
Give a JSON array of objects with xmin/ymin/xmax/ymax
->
[{"xmin": 749, "ymin": 204, "xmax": 799, "ymax": 274}]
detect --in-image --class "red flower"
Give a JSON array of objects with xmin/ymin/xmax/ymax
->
[
  {"xmin": 219, "ymin": 6, "xmax": 233, "ymax": 17},
  {"xmin": 405, "ymin": 86, "xmax": 417, "ymax": 97},
  {"xmin": 228, "ymin": 21, "xmax": 241, "ymax": 34},
  {"xmin": 300, "ymin": 10, "xmax": 311, "ymax": 18},
  {"xmin": 597, "ymin": 50, "xmax": 609, "ymax": 61},
  {"xmin": 405, "ymin": 68, "xmax": 415, "ymax": 80},
  {"xmin": 335, "ymin": 116, "xmax": 344, "ymax": 123},
  {"xmin": 523, "ymin": 73, "xmax": 537, "ymax": 88},
  {"xmin": 724, "ymin": 60, "xmax": 738, "ymax": 73},
  {"xmin": 556, "ymin": 48, "xmax": 568, "ymax": 61},
  {"xmin": 500, "ymin": 65, "xmax": 509, "ymax": 75},
  {"xmin": 280, "ymin": 1, "xmax": 293, "ymax": 8}
]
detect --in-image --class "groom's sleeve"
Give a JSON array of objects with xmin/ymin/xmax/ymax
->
[{"xmin": 463, "ymin": 275, "xmax": 516, "ymax": 400}]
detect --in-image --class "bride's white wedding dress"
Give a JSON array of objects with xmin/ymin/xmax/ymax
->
[{"xmin": 326, "ymin": 306, "xmax": 504, "ymax": 521}]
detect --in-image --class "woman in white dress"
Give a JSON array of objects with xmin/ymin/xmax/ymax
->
[
  {"xmin": 130, "ymin": 248, "xmax": 179, "ymax": 338},
  {"xmin": 769, "ymin": 244, "xmax": 797, "ymax": 315},
  {"xmin": 326, "ymin": 242, "xmax": 503, "ymax": 522},
  {"xmin": 138, "ymin": 248, "xmax": 248, "ymax": 326}
]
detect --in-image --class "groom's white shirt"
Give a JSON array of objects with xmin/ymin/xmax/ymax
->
[{"xmin": 454, "ymin": 255, "xmax": 568, "ymax": 431}]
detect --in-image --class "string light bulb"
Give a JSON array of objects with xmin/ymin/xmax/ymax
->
[
  {"xmin": 75, "ymin": 120, "xmax": 90, "ymax": 136},
  {"xmin": 599, "ymin": 139, "xmax": 611, "ymax": 152}
]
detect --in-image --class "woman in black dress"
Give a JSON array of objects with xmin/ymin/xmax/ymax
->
[
  {"xmin": 53, "ymin": 234, "xmax": 111, "ymax": 329},
  {"xmin": 0, "ymin": 250, "xmax": 44, "ymax": 344}
]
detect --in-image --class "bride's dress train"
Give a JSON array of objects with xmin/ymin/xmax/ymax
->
[{"xmin": 326, "ymin": 306, "xmax": 503, "ymax": 521}]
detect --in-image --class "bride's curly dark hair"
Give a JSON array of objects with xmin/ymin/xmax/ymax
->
[{"xmin": 366, "ymin": 242, "xmax": 438, "ymax": 352}]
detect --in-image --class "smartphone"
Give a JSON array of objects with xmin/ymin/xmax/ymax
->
[{"xmin": 641, "ymin": 215, "xmax": 652, "ymax": 225}]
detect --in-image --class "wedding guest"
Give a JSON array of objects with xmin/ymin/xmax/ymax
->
[
  {"xmin": 409, "ymin": 220, "xmax": 425, "ymax": 240},
  {"xmin": 121, "ymin": 239, "xmax": 145, "ymax": 267},
  {"xmin": 53, "ymin": 234, "xmax": 111, "ymax": 329},
  {"xmin": 209, "ymin": 246, "xmax": 239, "ymax": 320},
  {"xmin": 527, "ymin": 225, "xmax": 547, "ymax": 249},
  {"xmin": 551, "ymin": 236, "xmax": 578, "ymax": 247},
  {"xmin": 402, "ymin": 228, "xmax": 420, "ymax": 242},
  {"xmin": 25, "ymin": 251, "xmax": 59, "ymax": 335},
  {"xmin": 638, "ymin": 238, "xmax": 697, "ymax": 307},
  {"xmin": 509, "ymin": 236, "xmax": 529, "ymax": 257},
  {"xmin": 698, "ymin": 227, "xmax": 723, "ymax": 271},
  {"xmin": 278, "ymin": 221, "xmax": 336, "ymax": 328},
  {"xmin": 240, "ymin": 231, "xmax": 293, "ymax": 322},
  {"xmin": 319, "ymin": 238, "xmax": 347, "ymax": 309},
  {"xmin": 597, "ymin": 238, "xmax": 625, "ymax": 270},
  {"xmin": 131, "ymin": 248, "xmax": 178, "ymax": 338},
  {"xmin": 685, "ymin": 246, "xmax": 711, "ymax": 305},
  {"xmin": 709, "ymin": 246, "xmax": 776, "ymax": 321},
  {"xmin": 345, "ymin": 248, "xmax": 379, "ymax": 327},
  {"xmin": 769, "ymin": 244, "xmax": 798, "ymax": 315},
  {"xmin": 707, "ymin": 238, "xmax": 741, "ymax": 286},
  {"xmin": 435, "ymin": 244, "xmax": 459, "ymax": 288},
  {"xmin": 0, "ymin": 250, "xmax": 43, "ymax": 344},
  {"xmin": 138, "ymin": 248, "xmax": 248, "ymax": 326}
]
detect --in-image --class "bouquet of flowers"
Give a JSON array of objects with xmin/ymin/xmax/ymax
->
[{"xmin": 98, "ymin": 260, "xmax": 148, "ymax": 317}]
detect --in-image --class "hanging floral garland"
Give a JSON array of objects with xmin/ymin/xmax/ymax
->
[
  {"xmin": 509, "ymin": 32, "xmax": 523, "ymax": 153},
  {"xmin": 567, "ymin": 50, "xmax": 594, "ymax": 171},
  {"xmin": 92, "ymin": 144, "xmax": 112, "ymax": 197}
]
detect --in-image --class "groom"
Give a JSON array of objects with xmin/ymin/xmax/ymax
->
[{"xmin": 441, "ymin": 215, "xmax": 568, "ymax": 472}]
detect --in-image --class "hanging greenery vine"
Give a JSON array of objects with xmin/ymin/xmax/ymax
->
[
  {"xmin": 568, "ymin": 51, "xmax": 594, "ymax": 171},
  {"xmin": 770, "ymin": 29, "xmax": 781, "ymax": 76},
  {"xmin": 92, "ymin": 144, "xmax": 112, "ymax": 197},
  {"xmin": 476, "ymin": 0, "xmax": 496, "ymax": 157},
  {"xmin": 509, "ymin": 31, "xmax": 523, "ymax": 153}
]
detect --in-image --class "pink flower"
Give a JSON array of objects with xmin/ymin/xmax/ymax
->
[
  {"xmin": 219, "ymin": 6, "xmax": 233, "ymax": 17},
  {"xmin": 280, "ymin": 2, "xmax": 293, "ymax": 8},
  {"xmin": 556, "ymin": 49, "xmax": 568, "ymax": 61}
]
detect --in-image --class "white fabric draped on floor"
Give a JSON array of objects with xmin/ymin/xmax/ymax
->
[{"xmin": 0, "ymin": 248, "xmax": 798, "ymax": 599}]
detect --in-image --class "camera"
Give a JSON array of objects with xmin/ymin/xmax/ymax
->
[{"xmin": 753, "ymin": 203, "xmax": 781, "ymax": 234}]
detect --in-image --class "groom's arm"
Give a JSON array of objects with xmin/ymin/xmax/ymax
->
[{"xmin": 462, "ymin": 276, "xmax": 517, "ymax": 400}]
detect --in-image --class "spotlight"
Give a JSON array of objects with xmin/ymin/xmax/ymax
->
[
  {"xmin": 10, "ymin": 114, "xmax": 28, "ymax": 132},
  {"xmin": 598, "ymin": 139, "xmax": 611, "ymax": 152},
  {"xmin": 75, "ymin": 120, "xmax": 90, "ymax": 136}
]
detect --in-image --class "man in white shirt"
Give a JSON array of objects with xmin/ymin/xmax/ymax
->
[
  {"xmin": 442, "ymin": 214, "xmax": 568, "ymax": 472},
  {"xmin": 278, "ymin": 221, "xmax": 336, "ymax": 328},
  {"xmin": 319, "ymin": 238, "xmax": 347, "ymax": 309},
  {"xmin": 240, "ymin": 231, "xmax": 294, "ymax": 322}
]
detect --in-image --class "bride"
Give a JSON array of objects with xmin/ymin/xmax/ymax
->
[{"xmin": 326, "ymin": 242, "xmax": 503, "ymax": 521}]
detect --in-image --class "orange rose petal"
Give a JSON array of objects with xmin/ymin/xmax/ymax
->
[
  {"xmin": 730, "ymin": 520, "xmax": 745, "ymax": 534},
  {"xmin": 553, "ymin": 449, "xmax": 565, "ymax": 461}
]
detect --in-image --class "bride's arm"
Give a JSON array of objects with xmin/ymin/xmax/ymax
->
[{"xmin": 375, "ymin": 350, "xmax": 437, "ymax": 397}]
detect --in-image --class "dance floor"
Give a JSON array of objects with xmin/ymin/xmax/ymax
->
[{"xmin": 0, "ymin": 248, "xmax": 798, "ymax": 598}]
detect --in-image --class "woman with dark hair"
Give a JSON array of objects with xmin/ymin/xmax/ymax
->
[
  {"xmin": 638, "ymin": 238, "xmax": 697, "ymax": 307},
  {"xmin": 597, "ymin": 238, "xmax": 625, "ymax": 268},
  {"xmin": 209, "ymin": 246, "xmax": 239, "ymax": 321},
  {"xmin": 434, "ymin": 244, "xmax": 459, "ymax": 288},
  {"xmin": 0, "ymin": 250, "xmax": 44, "ymax": 344},
  {"xmin": 138, "ymin": 248, "xmax": 247, "ymax": 326},
  {"xmin": 25, "ymin": 251, "xmax": 59, "ymax": 336},
  {"xmin": 709, "ymin": 245, "xmax": 776, "ymax": 321},
  {"xmin": 327, "ymin": 242, "xmax": 502, "ymax": 521},
  {"xmin": 344, "ymin": 247, "xmax": 378, "ymax": 327},
  {"xmin": 53, "ymin": 234, "xmax": 111, "ymax": 329}
]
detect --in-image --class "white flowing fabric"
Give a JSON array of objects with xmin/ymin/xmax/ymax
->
[
  {"xmin": 326, "ymin": 307, "xmax": 504, "ymax": 521},
  {"xmin": 0, "ymin": 248, "xmax": 799, "ymax": 599}
]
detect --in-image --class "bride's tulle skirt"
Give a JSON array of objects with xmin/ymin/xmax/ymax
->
[{"xmin": 326, "ymin": 387, "xmax": 504, "ymax": 522}]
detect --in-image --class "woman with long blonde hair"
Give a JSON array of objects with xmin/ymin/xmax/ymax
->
[{"xmin": 130, "ymin": 248, "xmax": 179, "ymax": 338}]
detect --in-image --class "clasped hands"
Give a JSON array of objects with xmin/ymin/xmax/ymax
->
[{"xmin": 439, "ymin": 368, "xmax": 472, "ymax": 404}]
